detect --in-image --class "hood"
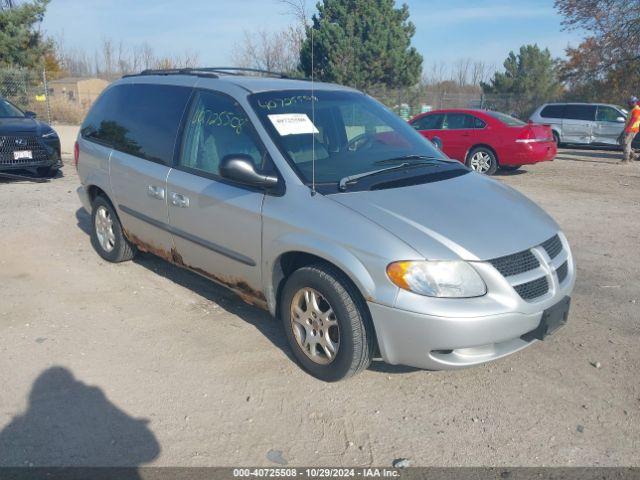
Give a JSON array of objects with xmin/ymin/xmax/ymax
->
[
  {"xmin": 330, "ymin": 172, "xmax": 559, "ymax": 261},
  {"xmin": 0, "ymin": 117, "xmax": 41, "ymax": 134}
]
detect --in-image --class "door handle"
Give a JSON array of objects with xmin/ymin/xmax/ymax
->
[
  {"xmin": 147, "ymin": 185, "xmax": 165, "ymax": 200},
  {"xmin": 169, "ymin": 192, "xmax": 190, "ymax": 208}
]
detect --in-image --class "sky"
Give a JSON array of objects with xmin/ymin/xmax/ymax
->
[{"xmin": 41, "ymin": 0, "xmax": 585, "ymax": 74}]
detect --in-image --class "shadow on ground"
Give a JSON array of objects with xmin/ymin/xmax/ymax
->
[
  {"xmin": 0, "ymin": 168, "xmax": 65, "ymax": 184},
  {"xmin": 556, "ymin": 148, "xmax": 626, "ymax": 163},
  {"xmin": 494, "ymin": 168, "xmax": 526, "ymax": 177},
  {"xmin": 0, "ymin": 367, "xmax": 159, "ymax": 471}
]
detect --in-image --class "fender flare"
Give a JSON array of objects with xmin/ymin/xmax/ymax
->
[{"xmin": 264, "ymin": 233, "xmax": 377, "ymax": 316}]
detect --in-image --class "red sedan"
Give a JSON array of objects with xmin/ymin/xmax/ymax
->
[{"xmin": 409, "ymin": 109, "xmax": 556, "ymax": 175}]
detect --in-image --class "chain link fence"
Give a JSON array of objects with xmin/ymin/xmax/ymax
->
[
  {"xmin": 0, "ymin": 68, "xmax": 51, "ymax": 124},
  {"xmin": 0, "ymin": 67, "xmax": 100, "ymax": 125}
]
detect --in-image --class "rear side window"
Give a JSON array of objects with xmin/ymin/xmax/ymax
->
[
  {"xmin": 564, "ymin": 105, "xmax": 596, "ymax": 121},
  {"xmin": 411, "ymin": 113, "xmax": 443, "ymax": 130},
  {"xmin": 540, "ymin": 105, "xmax": 565, "ymax": 118},
  {"xmin": 443, "ymin": 113, "xmax": 478, "ymax": 129},
  {"xmin": 81, "ymin": 83, "xmax": 192, "ymax": 165},
  {"xmin": 472, "ymin": 116, "xmax": 486, "ymax": 128}
]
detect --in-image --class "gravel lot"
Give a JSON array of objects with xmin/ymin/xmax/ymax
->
[{"xmin": 0, "ymin": 149, "xmax": 638, "ymax": 468}]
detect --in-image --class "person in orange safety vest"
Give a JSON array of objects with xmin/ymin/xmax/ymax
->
[{"xmin": 622, "ymin": 96, "xmax": 640, "ymax": 163}]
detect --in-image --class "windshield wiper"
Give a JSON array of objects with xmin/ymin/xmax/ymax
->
[
  {"xmin": 338, "ymin": 162, "xmax": 433, "ymax": 191},
  {"xmin": 374, "ymin": 154, "xmax": 440, "ymax": 165}
]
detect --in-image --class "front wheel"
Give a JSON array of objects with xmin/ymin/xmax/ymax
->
[
  {"xmin": 280, "ymin": 264, "xmax": 375, "ymax": 381},
  {"xmin": 467, "ymin": 147, "xmax": 498, "ymax": 175}
]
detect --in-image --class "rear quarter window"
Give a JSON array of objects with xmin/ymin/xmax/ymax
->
[
  {"xmin": 540, "ymin": 105, "xmax": 565, "ymax": 119},
  {"xmin": 81, "ymin": 83, "xmax": 192, "ymax": 165}
]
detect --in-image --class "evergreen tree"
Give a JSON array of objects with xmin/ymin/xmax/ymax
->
[
  {"xmin": 482, "ymin": 44, "xmax": 562, "ymax": 100},
  {"xmin": 0, "ymin": 0, "xmax": 52, "ymax": 69},
  {"xmin": 299, "ymin": 0, "xmax": 422, "ymax": 90}
]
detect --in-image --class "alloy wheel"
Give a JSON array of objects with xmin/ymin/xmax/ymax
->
[
  {"xmin": 290, "ymin": 287, "xmax": 340, "ymax": 365},
  {"xmin": 95, "ymin": 205, "xmax": 116, "ymax": 253},
  {"xmin": 470, "ymin": 151, "xmax": 493, "ymax": 173}
]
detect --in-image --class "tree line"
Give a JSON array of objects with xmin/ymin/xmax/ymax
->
[{"xmin": 1, "ymin": 0, "xmax": 637, "ymax": 109}]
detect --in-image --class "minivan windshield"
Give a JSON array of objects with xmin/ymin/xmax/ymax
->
[
  {"xmin": 249, "ymin": 90, "xmax": 453, "ymax": 189},
  {"xmin": 0, "ymin": 99, "xmax": 25, "ymax": 118}
]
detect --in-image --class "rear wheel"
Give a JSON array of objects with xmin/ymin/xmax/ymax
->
[
  {"xmin": 280, "ymin": 264, "xmax": 374, "ymax": 382},
  {"xmin": 466, "ymin": 147, "xmax": 498, "ymax": 175},
  {"xmin": 90, "ymin": 195, "xmax": 136, "ymax": 263},
  {"xmin": 552, "ymin": 131, "xmax": 561, "ymax": 146}
]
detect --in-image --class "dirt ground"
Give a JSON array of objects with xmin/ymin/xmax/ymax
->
[{"xmin": 0, "ymin": 149, "xmax": 638, "ymax": 468}]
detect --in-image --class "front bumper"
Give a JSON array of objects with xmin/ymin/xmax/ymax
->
[
  {"xmin": 0, "ymin": 136, "xmax": 61, "ymax": 172},
  {"xmin": 369, "ymin": 302, "xmax": 553, "ymax": 369},
  {"xmin": 369, "ymin": 233, "xmax": 575, "ymax": 370}
]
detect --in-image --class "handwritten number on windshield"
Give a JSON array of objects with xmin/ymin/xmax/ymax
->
[{"xmin": 257, "ymin": 95, "xmax": 319, "ymax": 111}]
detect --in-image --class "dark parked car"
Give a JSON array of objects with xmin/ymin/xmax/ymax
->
[{"xmin": 0, "ymin": 97, "xmax": 61, "ymax": 177}]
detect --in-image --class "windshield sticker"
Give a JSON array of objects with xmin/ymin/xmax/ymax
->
[
  {"xmin": 257, "ymin": 95, "xmax": 318, "ymax": 111},
  {"xmin": 268, "ymin": 113, "xmax": 319, "ymax": 136},
  {"xmin": 191, "ymin": 109, "xmax": 248, "ymax": 135}
]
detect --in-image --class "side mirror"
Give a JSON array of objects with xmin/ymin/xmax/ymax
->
[
  {"xmin": 25, "ymin": 111, "xmax": 37, "ymax": 119},
  {"xmin": 219, "ymin": 154, "xmax": 279, "ymax": 190},
  {"xmin": 616, "ymin": 116, "xmax": 626, "ymax": 123}
]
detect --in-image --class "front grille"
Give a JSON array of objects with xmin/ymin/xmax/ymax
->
[
  {"xmin": 556, "ymin": 261, "xmax": 568, "ymax": 284},
  {"xmin": 488, "ymin": 234, "xmax": 566, "ymax": 302},
  {"xmin": 541, "ymin": 234, "xmax": 562, "ymax": 259},
  {"xmin": 514, "ymin": 277, "xmax": 549, "ymax": 300},
  {"xmin": 489, "ymin": 250, "xmax": 540, "ymax": 277},
  {"xmin": 0, "ymin": 135, "xmax": 50, "ymax": 166}
]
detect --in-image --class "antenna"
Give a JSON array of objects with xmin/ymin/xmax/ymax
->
[{"xmin": 311, "ymin": 21, "xmax": 316, "ymax": 196}]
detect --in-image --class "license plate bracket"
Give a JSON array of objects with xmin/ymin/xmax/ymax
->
[{"xmin": 522, "ymin": 296, "xmax": 571, "ymax": 342}]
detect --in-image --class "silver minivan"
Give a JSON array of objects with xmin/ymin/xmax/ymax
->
[
  {"xmin": 76, "ymin": 69, "xmax": 575, "ymax": 381},
  {"xmin": 530, "ymin": 102, "xmax": 628, "ymax": 146}
]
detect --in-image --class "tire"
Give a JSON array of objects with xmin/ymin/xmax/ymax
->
[
  {"xmin": 37, "ymin": 166, "xmax": 59, "ymax": 178},
  {"xmin": 90, "ymin": 195, "xmax": 136, "ymax": 263},
  {"xmin": 552, "ymin": 131, "xmax": 561, "ymax": 147},
  {"xmin": 466, "ymin": 147, "xmax": 498, "ymax": 175},
  {"xmin": 500, "ymin": 165, "xmax": 521, "ymax": 172},
  {"xmin": 280, "ymin": 264, "xmax": 375, "ymax": 381}
]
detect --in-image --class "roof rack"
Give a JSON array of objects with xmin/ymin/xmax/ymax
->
[
  {"xmin": 124, "ymin": 67, "xmax": 301, "ymax": 80},
  {"xmin": 198, "ymin": 67, "xmax": 292, "ymax": 78}
]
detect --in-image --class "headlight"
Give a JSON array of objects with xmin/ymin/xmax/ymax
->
[
  {"xmin": 387, "ymin": 260, "xmax": 486, "ymax": 298},
  {"xmin": 42, "ymin": 129, "xmax": 58, "ymax": 138}
]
